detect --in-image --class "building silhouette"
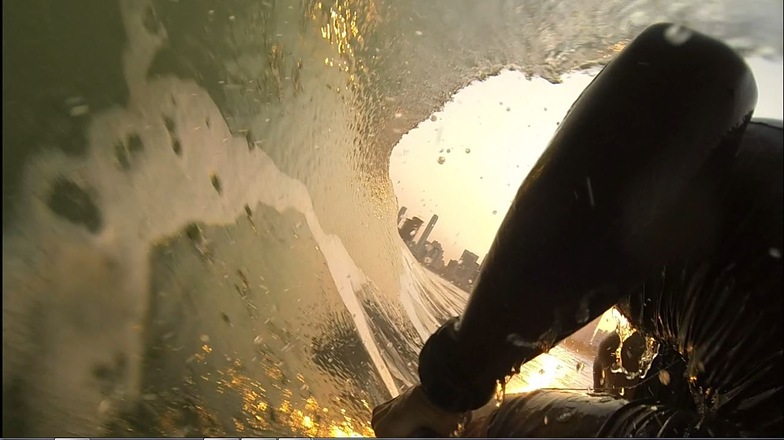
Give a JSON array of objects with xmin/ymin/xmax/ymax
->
[
  {"xmin": 396, "ymin": 210, "xmax": 484, "ymax": 293},
  {"xmin": 460, "ymin": 250, "xmax": 479, "ymax": 267},
  {"xmin": 399, "ymin": 216, "xmax": 423, "ymax": 244},
  {"xmin": 422, "ymin": 240, "xmax": 445, "ymax": 271},
  {"xmin": 414, "ymin": 214, "xmax": 438, "ymax": 258},
  {"xmin": 397, "ymin": 206, "xmax": 408, "ymax": 227}
]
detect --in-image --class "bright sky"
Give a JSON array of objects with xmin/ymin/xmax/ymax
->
[{"xmin": 390, "ymin": 57, "xmax": 783, "ymax": 262}]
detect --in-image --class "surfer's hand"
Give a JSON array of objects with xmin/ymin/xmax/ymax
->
[{"xmin": 371, "ymin": 384, "xmax": 468, "ymax": 437}]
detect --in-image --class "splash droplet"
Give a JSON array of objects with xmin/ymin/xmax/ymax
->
[
  {"xmin": 437, "ymin": 156, "xmax": 446, "ymax": 165},
  {"xmin": 664, "ymin": 24, "xmax": 692, "ymax": 46},
  {"xmin": 769, "ymin": 247, "xmax": 781, "ymax": 259}
]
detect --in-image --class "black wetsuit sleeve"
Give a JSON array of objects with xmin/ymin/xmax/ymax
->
[{"xmin": 417, "ymin": 23, "xmax": 759, "ymax": 413}]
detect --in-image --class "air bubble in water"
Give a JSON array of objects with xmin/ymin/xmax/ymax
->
[
  {"xmin": 664, "ymin": 25, "xmax": 692, "ymax": 46},
  {"xmin": 437, "ymin": 156, "xmax": 446, "ymax": 165}
]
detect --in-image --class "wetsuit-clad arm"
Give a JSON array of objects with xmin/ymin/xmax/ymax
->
[
  {"xmin": 417, "ymin": 23, "xmax": 759, "ymax": 413},
  {"xmin": 459, "ymin": 120, "xmax": 782, "ymax": 438}
]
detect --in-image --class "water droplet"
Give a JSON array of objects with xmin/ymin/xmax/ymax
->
[
  {"xmin": 506, "ymin": 333, "xmax": 538, "ymax": 348},
  {"xmin": 769, "ymin": 247, "xmax": 781, "ymax": 259},
  {"xmin": 658, "ymin": 369, "xmax": 671, "ymax": 385},
  {"xmin": 394, "ymin": 112, "xmax": 403, "ymax": 118},
  {"xmin": 585, "ymin": 176, "xmax": 595, "ymax": 208},
  {"xmin": 465, "ymin": 148, "xmax": 471, "ymax": 154},
  {"xmin": 69, "ymin": 104, "xmax": 90, "ymax": 117},
  {"xmin": 664, "ymin": 24, "xmax": 692, "ymax": 46},
  {"xmin": 200, "ymin": 334, "xmax": 210, "ymax": 343},
  {"xmin": 430, "ymin": 115, "xmax": 437, "ymax": 122},
  {"xmin": 576, "ymin": 362, "xmax": 585, "ymax": 373},
  {"xmin": 415, "ymin": 30, "xmax": 423, "ymax": 36},
  {"xmin": 556, "ymin": 409, "xmax": 575, "ymax": 422},
  {"xmin": 446, "ymin": 148, "xmax": 451, "ymax": 153},
  {"xmin": 210, "ymin": 173, "xmax": 223, "ymax": 195},
  {"xmin": 494, "ymin": 380, "xmax": 507, "ymax": 407},
  {"xmin": 575, "ymin": 302, "xmax": 590, "ymax": 323},
  {"xmin": 492, "ymin": 210, "xmax": 498, "ymax": 215},
  {"xmin": 437, "ymin": 156, "xmax": 446, "ymax": 164},
  {"xmin": 543, "ymin": 415, "xmax": 549, "ymax": 425},
  {"xmin": 506, "ymin": 107, "xmax": 511, "ymax": 112},
  {"xmin": 253, "ymin": 335, "xmax": 263, "ymax": 345}
]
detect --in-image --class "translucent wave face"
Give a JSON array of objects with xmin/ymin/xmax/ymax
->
[{"xmin": 2, "ymin": 0, "xmax": 781, "ymax": 436}]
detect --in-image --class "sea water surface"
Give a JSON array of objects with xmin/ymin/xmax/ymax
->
[{"xmin": 2, "ymin": 0, "xmax": 782, "ymax": 436}]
